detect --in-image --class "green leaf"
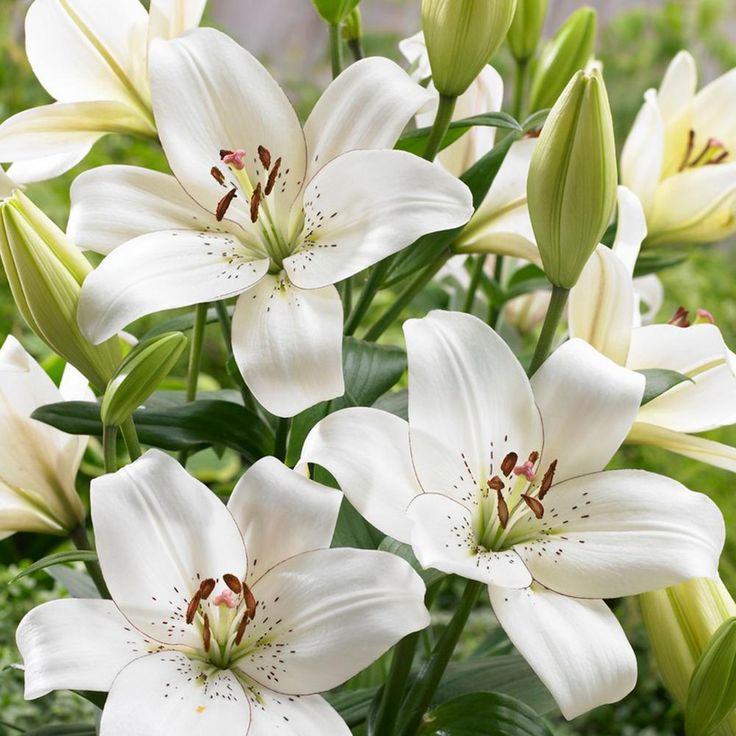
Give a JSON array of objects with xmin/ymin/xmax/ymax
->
[
  {"xmin": 638, "ymin": 369, "xmax": 693, "ymax": 405},
  {"xmin": 47, "ymin": 565, "xmax": 101, "ymax": 599},
  {"xmin": 378, "ymin": 538, "xmax": 445, "ymax": 588},
  {"xmin": 396, "ymin": 112, "xmax": 522, "ymax": 156},
  {"xmin": 419, "ymin": 692, "xmax": 554, "ymax": 735},
  {"xmin": 32, "ymin": 399, "xmax": 272, "ymax": 463},
  {"xmin": 10, "ymin": 551, "xmax": 98, "ymax": 584},
  {"xmin": 22, "ymin": 725, "xmax": 97, "ymax": 736},
  {"xmin": 522, "ymin": 109, "xmax": 550, "ymax": 133},
  {"xmin": 311, "ymin": 0, "xmax": 359, "ymax": 24},
  {"xmin": 324, "ymin": 687, "xmax": 377, "ymax": 727},
  {"xmin": 139, "ymin": 306, "xmax": 223, "ymax": 342},
  {"xmin": 633, "ymin": 249, "xmax": 689, "ymax": 277}
]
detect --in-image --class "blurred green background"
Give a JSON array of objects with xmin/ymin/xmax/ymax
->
[{"xmin": 1, "ymin": 0, "xmax": 735, "ymax": 733}]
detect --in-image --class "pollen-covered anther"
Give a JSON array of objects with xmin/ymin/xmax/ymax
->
[
  {"xmin": 221, "ymin": 148, "xmax": 246, "ymax": 170},
  {"xmin": 668, "ymin": 306, "xmax": 690, "ymax": 328},
  {"xmin": 250, "ymin": 183, "xmax": 263, "ymax": 223},
  {"xmin": 202, "ymin": 613, "xmax": 211, "ymax": 652},
  {"xmin": 521, "ymin": 494, "xmax": 545, "ymax": 519},
  {"xmin": 243, "ymin": 583, "xmax": 257, "ymax": 620},
  {"xmin": 538, "ymin": 459, "xmax": 557, "ymax": 501},
  {"xmin": 513, "ymin": 461, "xmax": 536, "ymax": 482},
  {"xmin": 186, "ymin": 592, "xmax": 202, "ymax": 624},
  {"xmin": 265, "ymin": 157, "xmax": 282, "ymax": 196},
  {"xmin": 210, "ymin": 167, "xmax": 225, "ymax": 186},
  {"xmin": 527, "ymin": 451, "xmax": 540, "ymax": 465},
  {"xmin": 496, "ymin": 489, "xmax": 509, "ymax": 529},
  {"xmin": 258, "ymin": 145, "xmax": 272, "ymax": 170},
  {"xmin": 216, "ymin": 188, "xmax": 238, "ymax": 222},
  {"xmin": 223, "ymin": 574, "xmax": 242, "ymax": 595},
  {"xmin": 487, "ymin": 475, "xmax": 505, "ymax": 492},
  {"xmin": 234, "ymin": 612, "xmax": 249, "ymax": 646},
  {"xmin": 500, "ymin": 452, "xmax": 518, "ymax": 477},
  {"xmin": 199, "ymin": 578, "xmax": 216, "ymax": 599}
]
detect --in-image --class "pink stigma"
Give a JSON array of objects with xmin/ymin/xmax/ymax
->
[
  {"xmin": 213, "ymin": 589, "xmax": 237, "ymax": 609},
  {"xmin": 513, "ymin": 461, "xmax": 535, "ymax": 482},
  {"xmin": 222, "ymin": 149, "xmax": 246, "ymax": 170},
  {"xmin": 696, "ymin": 308, "xmax": 715, "ymax": 324}
]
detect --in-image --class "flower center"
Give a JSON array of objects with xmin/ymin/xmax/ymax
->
[
  {"xmin": 679, "ymin": 129, "xmax": 730, "ymax": 171},
  {"xmin": 668, "ymin": 305, "xmax": 716, "ymax": 327}
]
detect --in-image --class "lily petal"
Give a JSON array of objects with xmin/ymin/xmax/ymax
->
[
  {"xmin": 612, "ymin": 185, "xmax": 648, "ymax": 275},
  {"xmin": 91, "ymin": 450, "xmax": 248, "ymax": 648},
  {"xmin": 657, "ymin": 51, "xmax": 697, "ymax": 123},
  {"xmin": 398, "ymin": 31, "xmax": 432, "ymax": 81},
  {"xmin": 489, "ymin": 584, "xmax": 637, "ymax": 720},
  {"xmin": 231, "ymin": 275, "xmax": 344, "ymax": 418},
  {"xmin": 691, "ymin": 67, "xmax": 736, "ymax": 153},
  {"xmin": 147, "ymin": 0, "xmax": 207, "ymax": 42},
  {"xmin": 0, "ymin": 483, "xmax": 66, "ymax": 538}
]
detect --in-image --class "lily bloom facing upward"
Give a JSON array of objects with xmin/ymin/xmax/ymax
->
[
  {"xmin": 621, "ymin": 51, "xmax": 736, "ymax": 247},
  {"xmin": 70, "ymin": 28, "xmax": 473, "ymax": 417},
  {"xmin": 301, "ymin": 310, "xmax": 724, "ymax": 720},
  {"xmin": 17, "ymin": 450, "xmax": 429, "ymax": 734}
]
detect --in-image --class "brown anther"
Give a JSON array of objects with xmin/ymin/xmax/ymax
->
[
  {"xmin": 668, "ymin": 306, "xmax": 690, "ymax": 328},
  {"xmin": 487, "ymin": 475, "xmax": 505, "ymax": 492},
  {"xmin": 679, "ymin": 129, "xmax": 696, "ymax": 171},
  {"xmin": 710, "ymin": 150, "xmax": 729, "ymax": 165},
  {"xmin": 521, "ymin": 494, "xmax": 545, "ymax": 519},
  {"xmin": 264, "ymin": 157, "xmax": 282, "ymax": 196},
  {"xmin": 538, "ymin": 460, "xmax": 557, "ymax": 501},
  {"xmin": 210, "ymin": 166, "xmax": 225, "ymax": 186},
  {"xmin": 250, "ymin": 182, "xmax": 263, "ymax": 223},
  {"xmin": 243, "ymin": 583, "xmax": 257, "ymax": 620},
  {"xmin": 527, "ymin": 451, "xmax": 540, "ymax": 465},
  {"xmin": 216, "ymin": 188, "xmax": 238, "ymax": 222},
  {"xmin": 501, "ymin": 452, "xmax": 518, "ymax": 477},
  {"xmin": 234, "ymin": 613, "xmax": 249, "ymax": 645},
  {"xmin": 496, "ymin": 489, "xmax": 509, "ymax": 529},
  {"xmin": 223, "ymin": 574, "xmax": 242, "ymax": 595},
  {"xmin": 258, "ymin": 145, "xmax": 272, "ymax": 170},
  {"xmin": 186, "ymin": 592, "xmax": 201, "ymax": 624},
  {"xmin": 202, "ymin": 613, "xmax": 211, "ymax": 652},
  {"xmin": 199, "ymin": 578, "xmax": 216, "ymax": 599},
  {"xmin": 220, "ymin": 149, "xmax": 234, "ymax": 160}
]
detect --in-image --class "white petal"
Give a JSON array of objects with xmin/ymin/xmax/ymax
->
[
  {"xmin": 516, "ymin": 470, "xmax": 724, "ymax": 598},
  {"xmin": 69, "ymin": 165, "xmax": 223, "ymax": 254},
  {"xmin": 0, "ymin": 482, "xmax": 65, "ymax": 538},
  {"xmin": 231, "ymin": 276, "xmax": 344, "ymax": 418},
  {"xmin": 238, "ymin": 548, "xmax": 429, "ymax": 694},
  {"xmin": 227, "ymin": 456, "xmax": 342, "ymax": 585},
  {"xmin": 405, "ymin": 311, "xmax": 543, "ymax": 504},
  {"xmin": 17, "ymin": 598, "xmax": 149, "ymax": 699},
  {"xmin": 7, "ymin": 147, "xmax": 91, "ymax": 185},
  {"xmin": 101, "ymin": 651, "xmax": 250, "ymax": 734},
  {"xmin": 303, "ymin": 57, "xmax": 432, "ymax": 181},
  {"xmin": 628, "ymin": 324, "xmax": 736, "ymax": 432},
  {"xmin": 398, "ymin": 31, "xmax": 431, "ymax": 81},
  {"xmin": 300, "ymin": 407, "xmax": 421, "ymax": 545},
  {"xmin": 531, "ymin": 340, "xmax": 644, "ymax": 482},
  {"xmin": 634, "ymin": 275, "xmax": 664, "ymax": 325},
  {"xmin": 612, "ymin": 185, "xmax": 648, "ymax": 274},
  {"xmin": 78, "ymin": 229, "xmax": 269, "ymax": 344},
  {"xmin": 26, "ymin": 0, "xmax": 150, "ymax": 108},
  {"xmin": 147, "ymin": 0, "xmax": 207, "ymax": 41},
  {"xmin": 284, "ymin": 150, "xmax": 472, "ymax": 289},
  {"xmin": 91, "ymin": 449, "xmax": 248, "ymax": 648},
  {"xmin": 150, "ymin": 28, "xmax": 306, "ymax": 228},
  {"xmin": 247, "ymin": 687, "xmax": 350, "ymax": 736},
  {"xmin": 59, "ymin": 362, "xmax": 93, "ymax": 403},
  {"xmin": 657, "ymin": 51, "xmax": 697, "ymax": 122},
  {"xmin": 489, "ymin": 585, "xmax": 637, "ymax": 720},
  {"xmin": 406, "ymin": 493, "xmax": 532, "ymax": 588},
  {"xmin": 692, "ymin": 68, "xmax": 736, "ymax": 153}
]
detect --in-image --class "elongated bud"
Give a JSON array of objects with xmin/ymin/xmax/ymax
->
[
  {"xmin": 528, "ymin": 7, "xmax": 597, "ymax": 112},
  {"xmin": 641, "ymin": 578, "xmax": 736, "ymax": 734},
  {"xmin": 507, "ymin": 0, "xmax": 548, "ymax": 64},
  {"xmin": 527, "ymin": 68, "xmax": 617, "ymax": 289},
  {"xmin": 0, "ymin": 190, "xmax": 121, "ymax": 390},
  {"xmin": 422, "ymin": 0, "xmax": 517, "ymax": 97},
  {"xmin": 101, "ymin": 332, "xmax": 187, "ymax": 428},
  {"xmin": 311, "ymin": 0, "xmax": 359, "ymax": 24}
]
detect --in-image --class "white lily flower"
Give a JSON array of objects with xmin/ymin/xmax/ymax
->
[
  {"xmin": 17, "ymin": 449, "xmax": 429, "ymax": 734},
  {"xmin": 0, "ymin": 335, "xmax": 90, "ymax": 538},
  {"xmin": 570, "ymin": 186, "xmax": 736, "ymax": 472},
  {"xmin": 300, "ymin": 310, "xmax": 724, "ymax": 720},
  {"xmin": 0, "ymin": 0, "xmax": 208, "ymax": 183},
  {"xmin": 621, "ymin": 51, "xmax": 736, "ymax": 247},
  {"xmin": 69, "ymin": 28, "xmax": 472, "ymax": 417}
]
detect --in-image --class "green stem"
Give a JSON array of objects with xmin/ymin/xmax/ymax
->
[
  {"xmin": 527, "ymin": 285, "xmax": 569, "ymax": 376},
  {"xmin": 329, "ymin": 23, "xmax": 343, "ymax": 78},
  {"xmin": 512, "ymin": 59, "xmax": 529, "ymax": 121},
  {"xmin": 396, "ymin": 580, "xmax": 484, "ymax": 736},
  {"xmin": 373, "ymin": 632, "xmax": 421, "ymax": 736},
  {"xmin": 70, "ymin": 524, "xmax": 110, "ymax": 599},
  {"xmin": 364, "ymin": 252, "xmax": 451, "ymax": 342},
  {"xmin": 274, "ymin": 417, "xmax": 290, "ymax": 462},
  {"xmin": 461, "ymin": 256, "xmax": 487, "ymax": 313},
  {"xmin": 344, "ymin": 259, "xmax": 392, "ymax": 336},
  {"xmin": 120, "ymin": 417, "xmax": 142, "ymax": 461},
  {"xmin": 423, "ymin": 94, "xmax": 457, "ymax": 161},
  {"xmin": 348, "ymin": 37, "xmax": 364, "ymax": 62},
  {"xmin": 215, "ymin": 300, "xmax": 258, "ymax": 412},
  {"xmin": 341, "ymin": 279, "xmax": 353, "ymax": 319},
  {"xmin": 488, "ymin": 255, "xmax": 505, "ymax": 328},
  {"xmin": 102, "ymin": 424, "xmax": 118, "ymax": 474},
  {"xmin": 179, "ymin": 302, "xmax": 208, "ymax": 465}
]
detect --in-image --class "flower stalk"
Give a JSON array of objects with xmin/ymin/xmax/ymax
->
[
  {"xmin": 69, "ymin": 524, "xmax": 110, "ymax": 599},
  {"xmin": 423, "ymin": 95, "xmax": 457, "ymax": 161},
  {"xmin": 528, "ymin": 285, "xmax": 569, "ymax": 375}
]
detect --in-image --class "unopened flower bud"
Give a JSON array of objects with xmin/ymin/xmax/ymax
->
[
  {"xmin": 527, "ymin": 68, "xmax": 617, "ymax": 289},
  {"xmin": 0, "ymin": 190, "xmax": 121, "ymax": 390},
  {"xmin": 311, "ymin": 0, "xmax": 360, "ymax": 25},
  {"xmin": 101, "ymin": 332, "xmax": 188, "ymax": 428},
  {"xmin": 342, "ymin": 7, "xmax": 362, "ymax": 43},
  {"xmin": 507, "ymin": 0, "xmax": 548, "ymax": 64},
  {"xmin": 421, "ymin": 0, "xmax": 517, "ymax": 97},
  {"xmin": 528, "ymin": 6, "xmax": 597, "ymax": 112}
]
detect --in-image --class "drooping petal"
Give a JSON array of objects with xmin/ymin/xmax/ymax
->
[
  {"xmin": 0, "ymin": 483, "xmax": 65, "ymax": 538},
  {"xmin": 406, "ymin": 493, "xmax": 532, "ymax": 588},
  {"xmin": 489, "ymin": 584, "xmax": 637, "ymax": 720},
  {"xmin": 515, "ymin": 469, "xmax": 724, "ymax": 599},
  {"xmin": 149, "ymin": 28, "xmax": 306, "ymax": 227},
  {"xmin": 147, "ymin": 0, "xmax": 207, "ymax": 42},
  {"xmin": 634, "ymin": 275, "xmax": 664, "ymax": 326},
  {"xmin": 404, "ymin": 311, "xmax": 542, "ymax": 505},
  {"xmin": 657, "ymin": 51, "xmax": 697, "ymax": 123},
  {"xmin": 91, "ymin": 450, "xmax": 248, "ymax": 648},
  {"xmin": 17, "ymin": 598, "xmax": 150, "ymax": 699},
  {"xmin": 398, "ymin": 31, "xmax": 432, "ymax": 81},
  {"xmin": 77, "ymin": 229, "xmax": 269, "ymax": 344},
  {"xmin": 284, "ymin": 150, "xmax": 473, "ymax": 289},
  {"xmin": 531, "ymin": 340, "xmax": 644, "ymax": 482},
  {"xmin": 101, "ymin": 651, "xmax": 250, "ymax": 734},
  {"xmin": 303, "ymin": 57, "xmax": 432, "ymax": 182},
  {"xmin": 231, "ymin": 275, "xmax": 344, "ymax": 418},
  {"xmin": 300, "ymin": 407, "xmax": 421, "ymax": 545},
  {"xmin": 7, "ymin": 149, "xmax": 91, "ymax": 186},
  {"xmin": 69, "ymin": 165, "xmax": 224, "ymax": 254},
  {"xmin": 227, "ymin": 456, "xmax": 342, "ymax": 585},
  {"xmin": 628, "ymin": 324, "xmax": 736, "ymax": 432},
  {"xmin": 612, "ymin": 185, "xmax": 648, "ymax": 275}
]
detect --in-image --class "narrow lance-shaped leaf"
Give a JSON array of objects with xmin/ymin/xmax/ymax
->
[
  {"xmin": 638, "ymin": 369, "xmax": 694, "ymax": 406},
  {"xmin": 9, "ymin": 550, "xmax": 99, "ymax": 585}
]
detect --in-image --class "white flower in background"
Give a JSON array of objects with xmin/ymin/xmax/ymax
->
[
  {"xmin": 301, "ymin": 310, "xmax": 724, "ymax": 720},
  {"xmin": 17, "ymin": 450, "xmax": 429, "ymax": 734},
  {"xmin": 69, "ymin": 28, "xmax": 472, "ymax": 418},
  {"xmin": 0, "ymin": 335, "xmax": 90, "ymax": 538},
  {"xmin": 0, "ymin": 0, "xmax": 208, "ymax": 183},
  {"xmin": 570, "ymin": 187, "xmax": 736, "ymax": 472},
  {"xmin": 621, "ymin": 51, "xmax": 736, "ymax": 247}
]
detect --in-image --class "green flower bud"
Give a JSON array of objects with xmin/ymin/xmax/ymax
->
[
  {"xmin": 422, "ymin": 0, "xmax": 518, "ymax": 98},
  {"xmin": 528, "ymin": 6, "xmax": 597, "ymax": 112},
  {"xmin": 311, "ymin": 0, "xmax": 359, "ymax": 25},
  {"xmin": 101, "ymin": 332, "xmax": 188, "ymax": 428},
  {"xmin": 527, "ymin": 68, "xmax": 617, "ymax": 289},
  {"xmin": 507, "ymin": 0, "xmax": 548, "ymax": 64},
  {"xmin": 0, "ymin": 190, "xmax": 121, "ymax": 390},
  {"xmin": 342, "ymin": 7, "xmax": 362, "ymax": 43}
]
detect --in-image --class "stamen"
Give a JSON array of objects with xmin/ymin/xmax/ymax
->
[
  {"xmin": 186, "ymin": 592, "xmax": 201, "ymax": 624},
  {"xmin": 265, "ymin": 157, "xmax": 282, "ymax": 196},
  {"xmin": 203, "ymin": 613, "xmax": 211, "ymax": 652},
  {"xmin": 221, "ymin": 149, "xmax": 246, "ymax": 170},
  {"xmin": 210, "ymin": 167, "xmax": 225, "ymax": 186},
  {"xmin": 216, "ymin": 188, "xmax": 238, "ymax": 222},
  {"xmin": 234, "ymin": 613, "xmax": 248, "ymax": 646},
  {"xmin": 501, "ymin": 452, "xmax": 518, "ymax": 477},
  {"xmin": 513, "ymin": 461, "xmax": 535, "ymax": 482},
  {"xmin": 496, "ymin": 489, "xmax": 509, "ymax": 529},
  {"xmin": 668, "ymin": 306, "xmax": 690, "ymax": 328},
  {"xmin": 223, "ymin": 574, "xmax": 242, "ymax": 595},
  {"xmin": 487, "ymin": 475, "xmax": 505, "ymax": 492},
  {"xmin": 538, "ymin": 460, "xmax": 557, "ymax": 501},
  {"xmin": 527, "ymin": 451, "xmax": 540, "ymax": 465},
  {"xmin": 243, "ymin": 583, "xmax": 257, "ymax": 620},
  {"xmin": 250, "ymin": 183, "xmax": 263, "ymax": 223},
  {"xmin": 521, "ymin": 494, "xmax": 545, "ymax": 519},
  {"xmin": 258, "ymin": 145, "xmax": 272, "ymax": 170},
  {"xmin": 199, "ymin": 578, "xmax": 216, "ymax": 599},
  {"xmin": 679, "ymin": 129, "xmax": 696, "ymax": 171}
]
